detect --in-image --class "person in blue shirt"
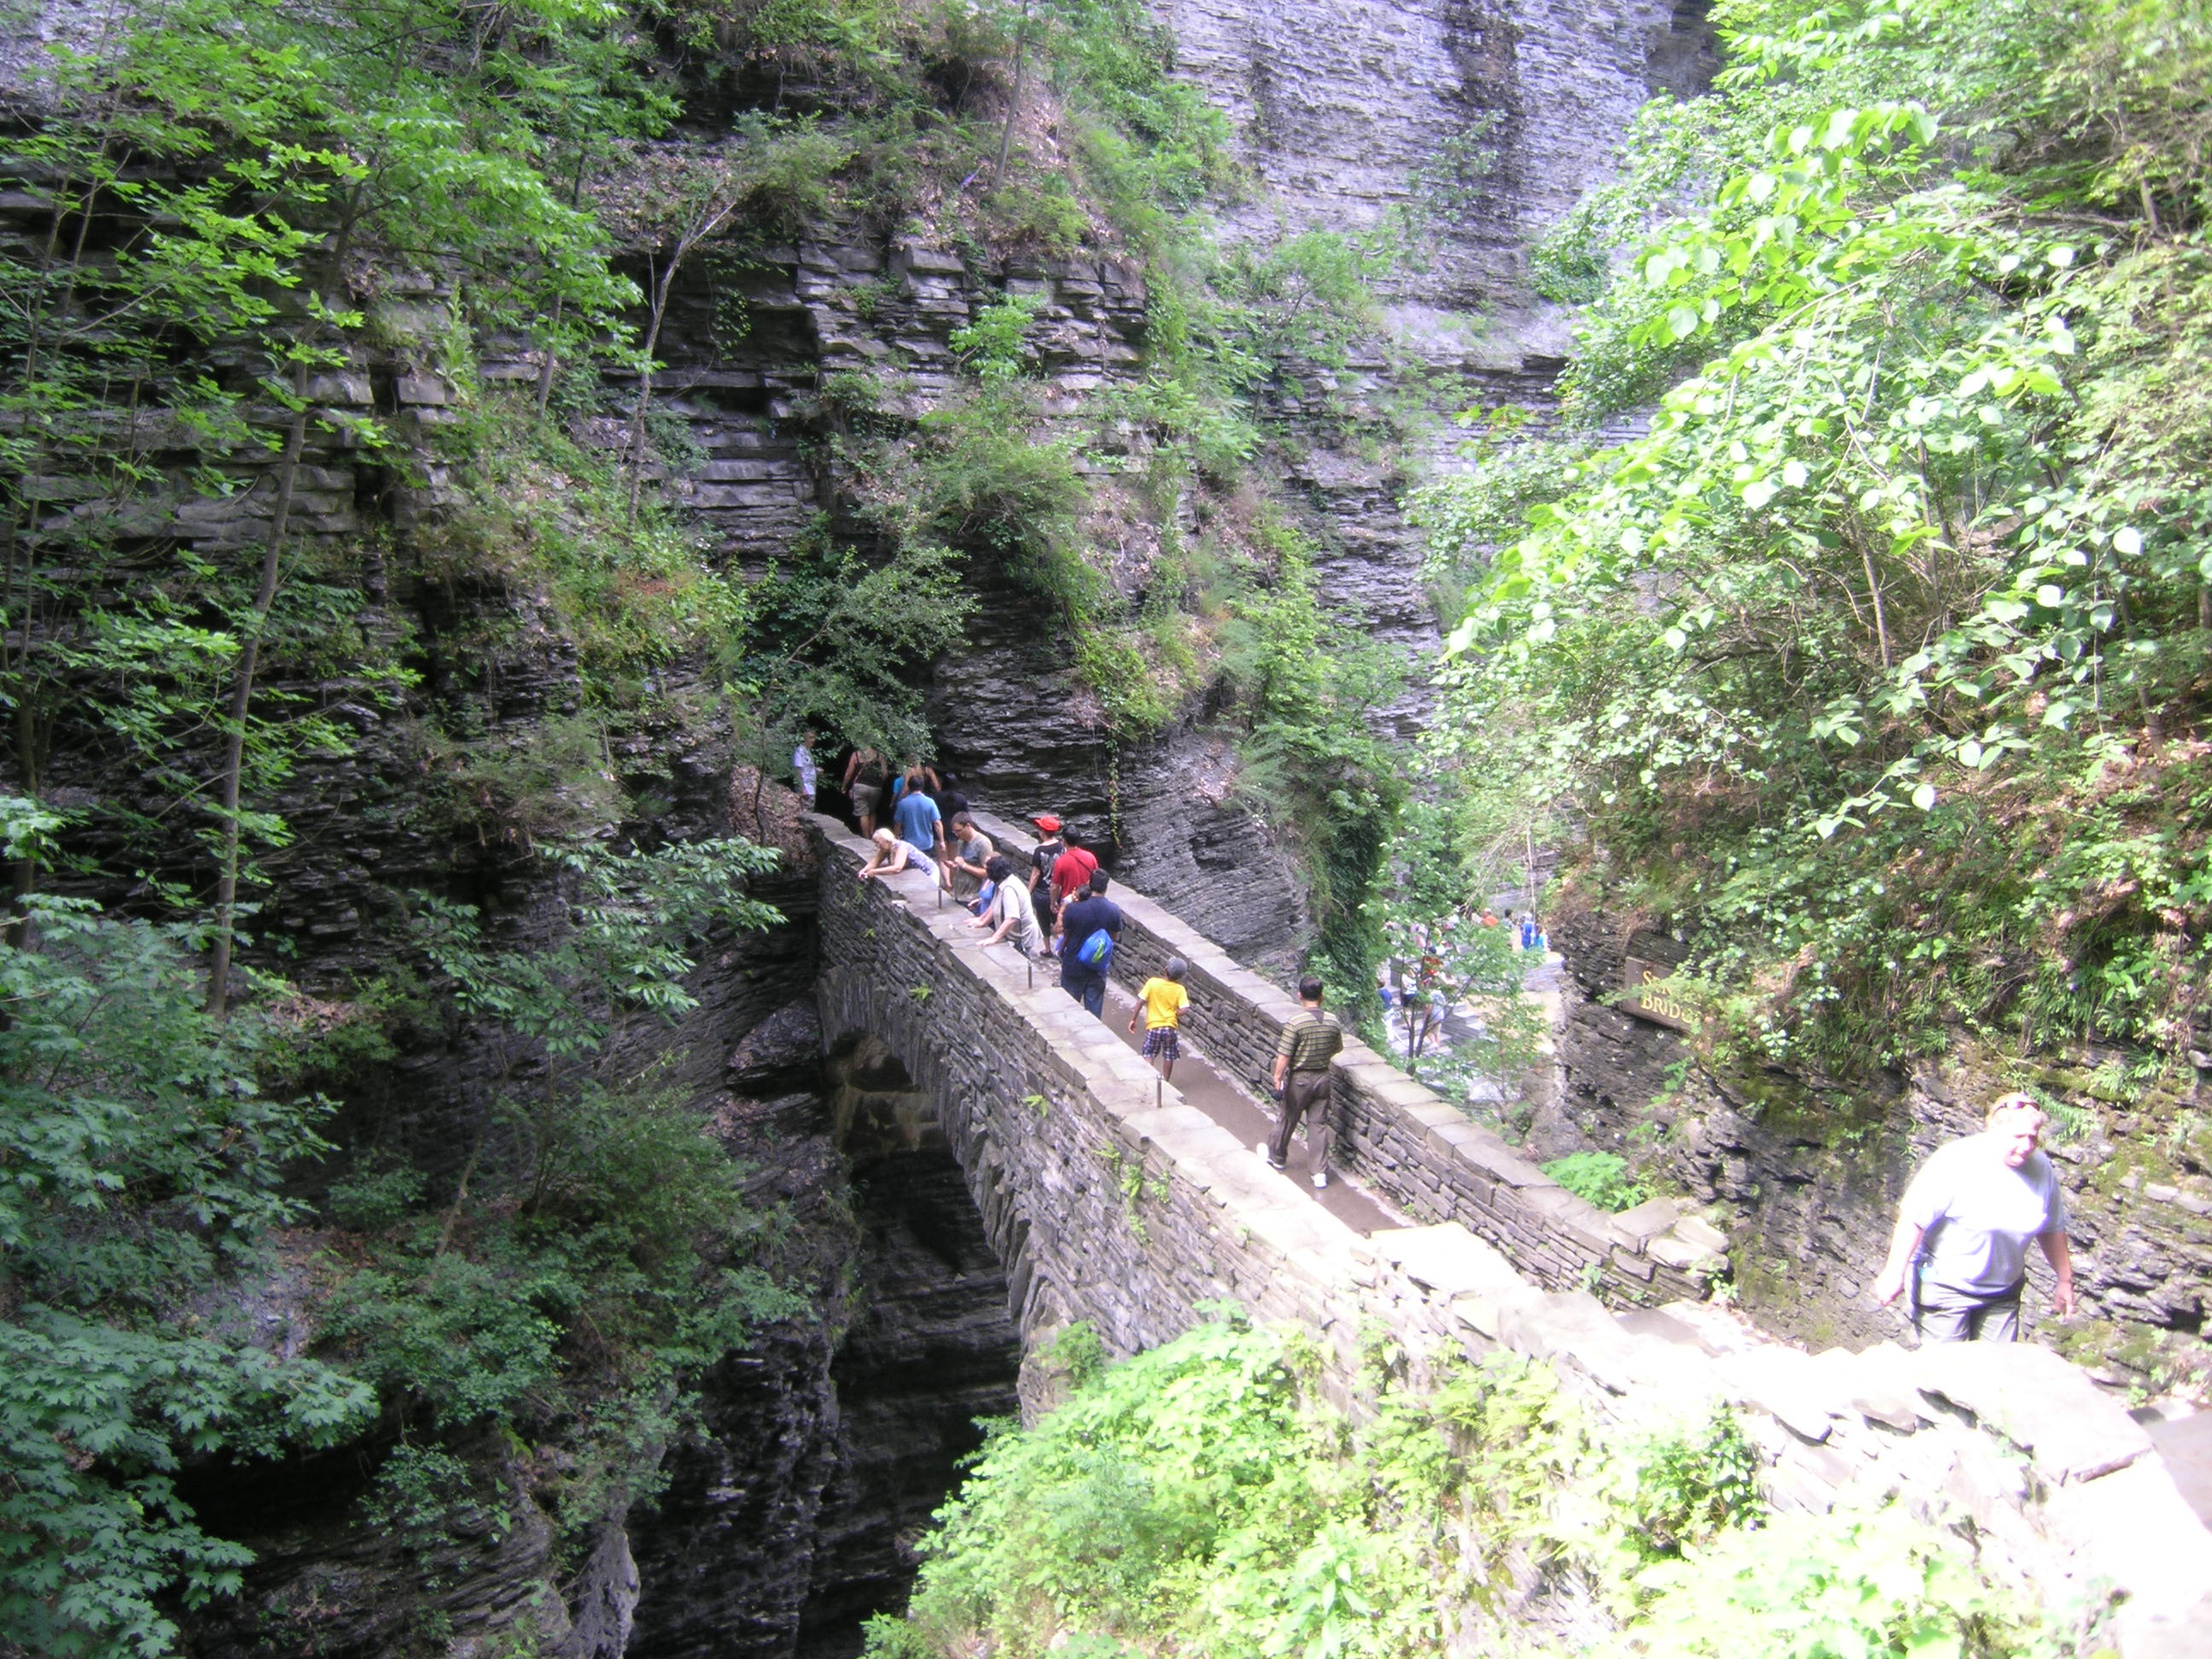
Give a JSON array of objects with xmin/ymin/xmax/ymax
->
[{"xmin": 893, "ymin": 785, "xmax": 945, "ymax": 868}]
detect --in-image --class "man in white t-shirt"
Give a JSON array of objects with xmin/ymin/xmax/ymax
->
[{"xmin": 1871, "ymin": 1093, "xmax": 2076, "ymax": 1342}]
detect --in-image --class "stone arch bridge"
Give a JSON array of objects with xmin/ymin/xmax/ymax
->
[{"xmin": 806, "ymin": 811, "xmax": 2211, "ymax": 1656}]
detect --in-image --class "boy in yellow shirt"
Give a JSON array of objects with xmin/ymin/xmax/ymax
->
[{"xmin": 1128, "ymin": 956, "xmax": 1190, "ymax": 1080}]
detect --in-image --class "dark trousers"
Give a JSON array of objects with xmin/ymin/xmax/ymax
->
[
  {"xmin": 1063, "ymin": 974, "xmax": 1105, "ymax": 1018},
  {"xmin": 1270, "ymin": 1070, "xmax": 1332, "ymax": 1173}
]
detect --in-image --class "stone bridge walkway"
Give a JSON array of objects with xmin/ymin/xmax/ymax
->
[
  {"xmin": 1097, "ymin": 979, "xmax": 1399, "ymax": 1237},
  {"xmin": 809, "ymin": 810, "xmax": 2212, "ymax": 1656}
]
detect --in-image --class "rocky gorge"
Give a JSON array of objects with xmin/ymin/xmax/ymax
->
[{"xmin": 6, "ymin": 0, "xmax": 2212, "ymax": 1656}]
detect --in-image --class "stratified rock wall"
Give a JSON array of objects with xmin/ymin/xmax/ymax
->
[{"xmin": 1156, "ymin": 0, "xmax": 1716, "ymax": 361}]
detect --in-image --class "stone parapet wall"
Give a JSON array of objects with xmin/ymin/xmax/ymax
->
[
  {"xmin": 815, "ymin": 813, "xmax": 2212, "ymax": 1655},
  {"xmin": 807, "ymin": 815, "xmax": 1469, "ymax": 1388},
  {"xmin": 967, "ymin": 811, "xmax": 1723, "ymax": 1303}
]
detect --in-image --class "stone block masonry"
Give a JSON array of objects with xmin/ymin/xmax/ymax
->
[
  {"xmin": 812, "ymin": 813, "xmax": 2211, "ymax": 1655},
  {"xmin": 967, "ymin": 811, "xmax": 1724, "ymax": 1304}
]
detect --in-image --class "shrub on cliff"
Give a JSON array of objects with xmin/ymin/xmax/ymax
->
[{"xmin": 863, "ymin": 1315, "xmax": 2040, "ymax": 1659}]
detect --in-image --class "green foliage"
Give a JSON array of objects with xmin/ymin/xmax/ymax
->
[
  {"xmin": 1621, "ymin": 1507, "xmax": 2024, "ymax": 1659},
  {"xmin": 413, "ymin": 838, "xmax": 783, "ymax": 1057},
  {"xmin": 1540, "ymin": 1151, "xmax": 1652, "ymax": 1214},
  {"xmin": 0, "ymin": 848, "xmax": 375, "ymax": 1657},
  {"xmin": 1220, "ymin": 516, "xmax": 1406, "ymax": 995},
  {"xmin": 321, "ymin": 1081, "xmax": 804, "ymax": 1430},
  {"xmin": 415, "ymin": 397, "xmax": 748, "ymax": 691},
  {"xmin": 2, "ymin": 0, "xmax": 653, "ymax": 948},
  {"xmin": 1426, "ymin": 0, "xmax": 2212, "ymax": 1074},
  {"xmin": 1626, "ymin": 1407, "xmax": 1763, "ymax": 1558},
  {"xmin": 0, "ymin": 1310, "xmax": 372, "ymax": 1659},
  {"xmin": 317, "ymin": 834, "xmax": 804, "ymax": 1571},
  {"xmin": 729, "ymin": 501, "xmax": 975, "ymax": 770},
  {"xmin": 870, "ymin": 1318, "xmax": 2040, "ymax": 1659}
]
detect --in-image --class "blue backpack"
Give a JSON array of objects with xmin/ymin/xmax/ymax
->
[{"xmin": 1075, "ymin": 928, "xmax": 1115, "ymax": 970}]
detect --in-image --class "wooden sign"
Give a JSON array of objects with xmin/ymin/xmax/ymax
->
[
  {"xmin": 1618, "ymin": 958, "xmax": 1697, "ymax": 1032},
  {"xmin": 1616, "ymin": 928, "xmax": 1696, "ymax": 1033}
]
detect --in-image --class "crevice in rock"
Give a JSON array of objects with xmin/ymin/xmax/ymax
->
[{"xmin": 624, "ymin": 1029, "xmax": 1020, "ymax": 1659}]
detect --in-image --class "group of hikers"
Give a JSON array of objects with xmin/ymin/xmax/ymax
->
[
  {"xmin": 802, "ymin": 736, "xmax": 2083, "ymax": 1333},
  {"xmin": 811, "ymin": 740, "xmax": 1348, "ymax": 1188}
]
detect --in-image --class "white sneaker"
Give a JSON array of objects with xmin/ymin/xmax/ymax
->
[
  {"xmin": 1256, "ymin": 1142, "xmax": 1284, "ymax": 1170},
  {"xmin": 1312, "ymin": 1173, "xmax": 1330, "ymax": 1190}
]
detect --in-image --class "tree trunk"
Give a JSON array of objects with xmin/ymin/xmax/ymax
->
[
  {"xmin": 204, "ymin": 357, "xmax": 310, "ymax": 1016},
  {"xmin": 625, "ymin": 252, "xmax": 682, "ymax": 525},
  {"xmin": 997, "ymin": 0, "xmax": 1033, "ymax": 177}
]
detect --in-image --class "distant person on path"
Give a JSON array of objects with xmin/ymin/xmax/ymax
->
[
  {"xmin": 1027, "ymin": 814, "xmax": 1068, "ymax": 940},
  {"xmin": 793, "ymin": 730, "xmax": 819, "ymax": 811},
  {"xmin": 1057, "ymin": 870, "xmax": 1123, "ymax": 1018},
  {"xmin": 893, "ymin": 780, "xmax": 945, "ymax": 865},
  {"xmin": 843, "ymin": 746, "xmax": 888, "ymax": 835},
  {"xmin": 945, "ymin": 812, "xmax": 993, "ymax": 904},
  {"xmin": 1266, "ymin": 975, "xmax": 1343, "ymax": 1189},
  {"xmin": 974, "ymin": 854, "xmax": 1045, "ymax": 956},
  {"xmin": 1871, "ymin": 1093, "xmax": 2076, "ymax": 1342},
  {"xmin": 857, "ymin": 827, "xmax": 933, "ymax": 883},
  {"xmin": 1128, "ymin": 956, "xmax": 1190, "ymax": 1081}
]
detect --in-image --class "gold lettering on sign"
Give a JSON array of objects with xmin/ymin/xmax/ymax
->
[{"xmin": 1618, "ymin": 957, "xmax": 1696, "ymax": 1033}]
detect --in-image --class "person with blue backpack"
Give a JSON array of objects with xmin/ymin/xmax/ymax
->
[{"xmin": 1057, "ymin": 869, "xmax": 1123, "ymax": 1019}]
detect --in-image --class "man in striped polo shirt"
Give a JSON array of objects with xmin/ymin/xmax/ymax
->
[{"xmin": 1265, "ymin": 975, "xmax": 1344, "ymax": 1188}]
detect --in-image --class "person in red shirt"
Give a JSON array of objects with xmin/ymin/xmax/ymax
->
[{"xmin": 1050, "ymin": 836, "xmax": 1099, "ymax": 915}]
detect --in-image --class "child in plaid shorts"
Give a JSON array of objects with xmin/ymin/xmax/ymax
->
[{"xmin": 1129, "ymin": 957, "xmax": 1190, "ymax": 1081}]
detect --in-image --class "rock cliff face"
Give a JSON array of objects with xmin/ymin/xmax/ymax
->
[
  {"xmin": 8, "ymin": 1, "xmax": 1747, "ymax": 1650},
  {"xmin": 1159, "ymin": 0, "xmax": 1717, "ymax": 363},
  {"xmin": 591, "ymin": 230, "xmax": 1321, "ymax": 968}
]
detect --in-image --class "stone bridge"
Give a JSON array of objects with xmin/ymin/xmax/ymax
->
[{"xmin": 805, "ymin": 811, "xmax": 2212, "ymax": 1656}]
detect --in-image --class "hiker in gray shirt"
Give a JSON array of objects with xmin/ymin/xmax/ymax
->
[{"xmin": 1871, "ymin": 1092, "xmax": 2076, "ymax": 1342}]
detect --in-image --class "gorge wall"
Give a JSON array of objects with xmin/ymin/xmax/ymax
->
[
  {"xmin": 40, "ymin": 0, "xmax": 2207, "ymax": 1653},
  {"xmin": 1159, "ymin": 0, "xmax": 1715, "ymax": 360}
]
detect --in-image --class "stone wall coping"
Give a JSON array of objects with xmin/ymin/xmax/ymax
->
[{"xmin": 959, "ymin": 811, "xmax": 1732, "ymax": 1295}]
